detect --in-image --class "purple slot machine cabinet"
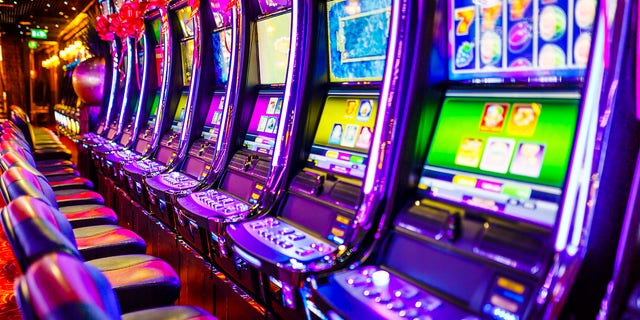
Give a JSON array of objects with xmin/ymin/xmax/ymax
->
[
  {"xmin": 306, "ymin": 0, "xmax": 632, "ymax": 319},
  {"xmin": 172, "ymin": 0, "xmax": 305, "ymax": 298},
  {"xmin": 143, "ymin": 0, "xmax": 240, "ymax": 229},
  {"xmin": 121, "ymin": 0, "xmax": 201, "ymax": 204},
  {"xmin": 224, "ymin": 0, "xmax": 409, "ymax": 317},
  {"xmin": 101, "ymin": 6, "xmax": 167, "ymax": 187}
]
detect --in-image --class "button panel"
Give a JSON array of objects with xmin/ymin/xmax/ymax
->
[
  {"xmin": 191, "ymin": 189, "xmax": 251, "ymax": 217},
  {"xmin": 135, "ymin": 158, "xmax": 166, "ymax": 173},
  {"xmin": 159, "ymin": 171, "xmax": 199, "ymax": 189},
  {"xmin": 333, "ymin": 267, "xmax": 479, "ymax": 320},
  {"xmin": 242, "ymin": 218, "xmax": 336, "ymax": 262}
]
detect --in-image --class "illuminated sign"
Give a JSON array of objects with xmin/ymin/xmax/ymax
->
[
  {"xmin": 28, "ymin": 41, "xmax": 38, "ymax": 49},
  {"xmin": 31, "ymin": 29, "xmax": 47, "ymax": 39}
]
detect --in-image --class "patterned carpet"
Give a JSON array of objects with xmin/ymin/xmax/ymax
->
[{"xmin": 0, "ymin": 228, "xmax": 22, "ymax": 319}]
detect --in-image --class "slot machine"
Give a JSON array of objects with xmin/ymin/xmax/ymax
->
[
  {"xmin": 121, "ymin": 0, "xmax": 199, "ymax": 204},
  {"xmin": 144, "ymin": 0, "xmax": 241, "ymax": 229},
  {"xmin": 223, "ymin": 0, "xmax": 407, "ymax": 317},
  {"xmin": 306, "ymin": 0, "xmax": 633, "ymax": 319},
  {"xmin": 100, "ymin": 2, "xmax": 174, "ymax": 188},
  {"xmin": 172, "ymin": 0, "xmax": 305, "ymax": 297}
]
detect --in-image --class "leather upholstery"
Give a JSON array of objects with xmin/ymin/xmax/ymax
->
[
  {"xmin": 86, "ymin": 254, "xmax": 181, "ymax": 313},
  {"xmin": 59, "ymin": 204, "xmax": 118, "ymax": 227},
  {"xmin": 14, "ymin": 252, "xmax": 122, "ymax": 320},
  {"xmin": 74, "ymin": 225, "xmax": 146, "ymax": 260},
  {"xmin": 121, "ymin": 306, "xmax": 217, "ymax": 320}
]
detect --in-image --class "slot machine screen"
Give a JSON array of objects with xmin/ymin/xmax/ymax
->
[
  {"xmin": 147, "ymin": 94, "xmax": 160, "ymax": 125},
  {"xmin": 242, "ymin": 95, "xmax": 283, "ymax": 155},
  {"xmin": 419, "ymin": 95, "xmax": 579, "ymax": 226},
  {"xmin": 449, "ymin": 0, "xmax": 595, "ymax": 81},
  {"xmin": 256, "ymin": 12, "xmax": 291, "ymax": 85},
  {"xmin": 150, "ymin": 17, "xmax": 162, "ymax": 45},
  {"xmin": 257, "ymin": 0, "xmax": 291, "ymax": 15},
  {"xmin": 155, "ymin": 46, "xmax": 164, "ymax": 87},
  {"xmin": 181, "ymin": 39, "xmax": 195, "ymax": 86},
  {"xmin": 202, "ymin": 94, "xmax": 225, "ymax": 141},
  {"xmin": 326, "ymin": 0, "xmax": 392, "ymax": 83},
  {"xmin": 176, "ymin": 6, "xmax": 195, "ymax": 37},
  {"xmin": 212, "ymin": 29, "xmax": 232, "ymax": 86},
  {"xmin": 170, "ymin": 94, "xmax": 188, "ymax": 132},
  {"xmin": 307, "ymin": 96, "xmax": 378, "ymax": 179},
  {"xmin": 210, "ymin": 0, "xmax": 233, "ymax": 28},
  {"xmin": 137, "ymin": 41, "xmax": 145, "ymax": 87}
]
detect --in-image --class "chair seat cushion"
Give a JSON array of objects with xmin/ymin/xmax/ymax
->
[
  {"xmin": 54, "ymin": 189, "xmax": 104, "ymax": 206},
  {"xmin": 86, "ymin": 254, "xmax": 180, "ymax": 313},
  {"xmin": 59, "ymin": 204, "xmax": 118, "ymax": 227},
  {"xmin": 74, "ymin": 225, "xmax": 146, "ymax": 260},
  {"xmin": 47, "ymin": 175, "xmax": 94, "ymax": 190},
  {"xmin": 122, "ymin": 306, "xmax": 217, "ymax": 320}
]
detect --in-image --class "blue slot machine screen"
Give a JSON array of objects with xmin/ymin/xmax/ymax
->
[
  {"xmin": 212, "ymin": 29, "xmax": 232, "ymax": 86},
  {"xmin": 326, "ymin": 0, "xmax": 392, "ymax": 83},
  {"xmin": 449, "ymin": 0, "xmax": 596, "ymax": 81}
]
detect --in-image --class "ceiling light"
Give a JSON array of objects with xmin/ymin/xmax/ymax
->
[{"xmin": 71, "ymin": 7, "xmax": 76, "ymax": 11}]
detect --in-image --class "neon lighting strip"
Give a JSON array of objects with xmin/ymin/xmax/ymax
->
[
  {"xmin": 363, "ymin": 0, "xmax": 400, "ymax": 194},
  {"xmin": 555, "ymin": 4, "xmax": 606, "ymax": 252}
]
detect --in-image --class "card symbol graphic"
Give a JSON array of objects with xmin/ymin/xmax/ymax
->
[
  {"xmin": 509, "ymin": 142, "xmax": 545, "ymax": 177},
  {"xmin": 265, "ymin": 116, "xmax": 278, "ymax": 133},
  {"xmin": 507, "ymin": 103, "xmax": 541, "ymax": 136},
  {"xmin": 345, "ymin": 100, "xmax": 358, "ymax": 116},
  {"xmin": 480, "ymin": 103, "xmax": 509, "ymax": 132},
  {"xmin": 257, "ymin": 116, "xmax": 268, "ymax": 132},
  {"xmin": 357, "ymin": 100, "xmax": 373, "ymax": 122},
  {"xmin": 355, "ymin": 126, "xmax": 373, "ymax": 150},
  {"xmin": 328, "ymin": 124, "xmax": 343, "ymax": 145},
  {"xmin": 455, "ymin": 138, "xmax": 484, "ymax": 168},
  {"xmin": 479, "ymin": 137, "xmax": 516, "ymax": 174},
  {"xmin": 266, "ymin": 97, "xmax": 278, "ymax": 114},
  {"xmin": 341, "ymin": 124, "xmax": 359, "ymax": 148}
]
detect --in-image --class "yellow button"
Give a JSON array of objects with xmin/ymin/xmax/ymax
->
[
  {"xmin": 331, "ymin": 228, "xmax": 345, "ymax": 237},
  {"xmin": 452, "ymin": 175, "xmax": 477, "ymax": 188},
  {"xmin": 336, "ymin": 215, "xmax": 350, "ymax": 224},
  {"xmin": 251, "ymin": 193, "xmax": 260, "ymax": 200},
  {"xmin": 497, "ymin": 277, "xmax": 525, "ymax": 294},
  {"xmin": 255, "ymin": 184, "xmax": 264, "ymax": 191}
]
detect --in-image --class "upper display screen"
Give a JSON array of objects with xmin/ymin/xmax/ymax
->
[
  {"xmin": 307, "ymin": 96, "xmax": 378, "ymax": 179},
  {"xmin": 327, "ymin": 0, "xmax": 392, "ymax": 83},
  {"xmin": 147, "ymin": 94, "xmax": 160, "ymax": 125},
  {"xmin": 171, "ymin": 94, "xmax": 189, "ymax": 132},
  {"xmin": 155, "ymin": 45, "xmax": 164, "ymax": 87},
  {"xmin": 419, "ymin": 94, "xmax": 579, "ymax": 226},
  {"xmin": 243, "ymin": 94, "xmax": 283, "ymax": 155},
  {"xmin": 449, "ymin": 0, "xmax": 595, "ymax": 81},
  {"xmin": 257, "ymin": 12, "xmax": 291, "ymax": 85},
  {"xmin": 212, "ymin": 29, "xmax": 232, "ymax": 87},
  {"xmin": 202, "ymin": 94, "xmax": 225, "ymax": 141},
  {"xmin": 176, "ymin": 6, "xmax": 195, "ymax": 37},
  {"xmin": 210, "ymin": 0, "xmax": 233, "ymax": 28},
  {"xmin": 150, "ymin": 17, "xmax": 162, "ymax": 45},
  {"xmin": 257, "ymin": 0, "xmax": 291, "ymax": 15},
  {"xmin": 181, "ymin": 39, "xmax": 195, "ymax": 86}
]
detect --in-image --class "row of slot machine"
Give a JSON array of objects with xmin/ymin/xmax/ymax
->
[{"xmin": 77, "ymin": 0, "xmax": 640, "ymax": 319}]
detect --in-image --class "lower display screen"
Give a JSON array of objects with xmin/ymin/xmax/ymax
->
[
  {"xmin": 170, "ymin": 93, "xmax": 188, "ymax": 132},
  {"xmin": 306, "ymin": 96, "xmax": 378, "ymax": 179},
  {"xmin": 419, "ymin": 93, "xmax": 579, "ymax": 226},
  {"xmin": 202, "ymin": 93, "xmax": 225, "ymax": 142},
  {"xmin": 242, "ymin": 94, "xmax": 283, "ymax": 155},
  {"xmin": 146, "ymin": 93, "xmax": 160, "ymax": 126}
]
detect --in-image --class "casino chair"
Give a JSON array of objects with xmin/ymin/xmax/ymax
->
[
  {"xmin": 15, "ymin": 252, "xmax": 215, "ymax": 319},
  {"xmin": 0, "ymin": 155, "xmax": 103, "ymax": 206},
  {"xmin": 0, "ymin": 148, "xmax": 94, "ymax": 190},
  {"xmin": 0, "ymin": 166, "xmax": 117, "ymax": 227},
  {"xmin": 2, "ymin": 196, "xmax": 146, "ymax": 262},
  {"xmin": 0, "ymin": 120, "xmax": 75, "ymax": 168},
  {"xmin": 8, "ymin": 107, "xmax": 72, "ymax": 161},
  {"xmin": 2, "ymin": 196, "xmax": 182, "ymax": 313},
  {"xmin": 0, "ymin": 128, "xmax": 77, "ymax": 172}
]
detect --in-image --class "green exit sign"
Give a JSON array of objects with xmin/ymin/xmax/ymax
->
[
  {"xmin": 28, "ymin": 41, "xmax": 38, "ymax": 49},
  {"xmin": 31, "ymin": 29, "xmax": 47, "ymax": 39}
]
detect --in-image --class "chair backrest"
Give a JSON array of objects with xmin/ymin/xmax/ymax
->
[
  {"xmin": 0, "ymin": 140, "xmax": 38, "ymax": 167},
  {"xmin": 1, "ymin": 196, "xmax": 79, "ymax": 271},
  {"xmin": 14, "ymin": 252, "xmax": 121, "ymax": 320},
  {"xmin": 9, "ymin": 106, "xmax": 34, "ymax": 148},
  {"xmin": 0, "ymin": 166, "xmax": 58, "ymax": 209}
]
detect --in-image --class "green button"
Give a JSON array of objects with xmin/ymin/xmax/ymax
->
[
  {"xmin": 350, "ymin": 155, "xmax": 364, "ymax": 164},
  {"xmin": 502, "ymin": 185, "xmax": 531, "ymax": 199}
]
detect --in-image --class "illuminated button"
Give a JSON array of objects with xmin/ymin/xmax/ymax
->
[
  {"xmin": 295, "ymin": 248, "xmax": 314, "ymax": 256},
  {"xmin": 224, "ymin": 208, "xmax": 236, "ymax": 214},
  {"xmin": 363, "ymin": 289, "xmax": 381, "ymax": 298},
  {"xmin": 223, "ymin": 198, "xmax": 234, "ymax": 204},
  {"xmin": 416, "ymin": 296, "xmax": 442, "ymax": 312},
  {"xmin": 336, "ymin": 215, "xmax": 350, "ymax": 224},
  {"xmin": 497, "ymin": 277, "xmax": 525, "ymax": 294},
  {"xmin": 398, "ymin": 308, "xmax": 419, "ymax": 318},
  {"xmin": 250, "ymin": 223, "xmax": 264, "ymax": 230},
  {"xmin": 372, "ymin": 270, "xmax": 390, "ymax": 287},
  {"xmin": 289, "ymin": 233, "xmax": 305, "ymax": 241},
  {"xmin": 346, "ymin": 275, "xmax": 368, "ymax": 287},
  {"xmin": 279, "ymin": 242, "xmax": 293, "ymax": 249},
  {"xmin": 374, "ymin": 293, "xmax": 392, "ymax": 304},
  {"xmin": 251, "ymin": 193, "xmax": 261, "ymax": 200},
  {"xmin": 331, "ymin": 227, "xmax": 345, "ymax": 237},
  {"xmin": 413, "ymin": 316, "xmax": 433, "ymax": 320},
  {"xmin": 255, "ymin": 184, "xmax": 264, "ymax": 191},
  {"xmin": 237, "ymin": 204, "xmax": 249, "ymax": 211},
  {"xmin": 394, "ymin": 286, "xmax": 419, "ymax": 299},
  {"xmin": 278, "ymin": 228, "xmax": 295, "ymax": 235},
  {"xmin": 387, "ymin": 300, "xmax": 404, "ymax": 310}
]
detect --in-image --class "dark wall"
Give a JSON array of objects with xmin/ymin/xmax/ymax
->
[{"xmin": 1, "ymin": 36, "xmax": 28, "ymax": 110}]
